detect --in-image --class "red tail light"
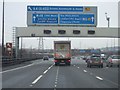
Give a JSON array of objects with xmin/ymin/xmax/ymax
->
[
  {"xmin": 54, "ymin": 60, "xmax": 58, "ymax": 62},
  {"xmin": 67, "ymin": 60, "xmax": 71, "ymax": 62}
]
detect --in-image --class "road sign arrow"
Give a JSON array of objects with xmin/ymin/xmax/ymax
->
[
  {"xmin": 91, "ymin": 17, "xmax": 94, "ymax": 22},
  {"xmin": 28, "ymin": 6, "xmax": 32, "ymax": 11},
  {"xmin": 33, "ymin": 16, "xmax": 36, "ymax": 21}
]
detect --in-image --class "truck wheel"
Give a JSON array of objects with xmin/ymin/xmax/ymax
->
[
  {"xmin": 87, "ymin": 64, "xmax": 89, "ymax": 67},
  {"xmin": 106, "ymin": 64, "xmax": 109, "ymax": 67},
  {"xmin": 101, "ymin": 65, "xmax": 103, "ymax": 68},
  {"xmin": 89, "ymin": 65, "xmax": 91, "ymax": 68},
  {"xmin": 68, "ymin": 64, "xmax": 71, "ymax": 66},
  {"xmin": 99, "ymin": 65, "xmax": 101, "ymax": 68},
  {"xmin": 117, "ymin": 65, "xmax": 119, "ymax": 67},
  {"xmin": 110, "ymin": 65, "xmax": 112, "ymax": 67},
  {"xmin": 67, "ymin": 63, "xmax": 70, "ymax": 66},
  {"xmin": 55, "ymin": 63, "xmax": 58, "ymax": 66}
]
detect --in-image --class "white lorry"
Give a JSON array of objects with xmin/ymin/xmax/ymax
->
[{"xmin": 54, "ymin": 41, "xmax": 71, "ymax": 66}]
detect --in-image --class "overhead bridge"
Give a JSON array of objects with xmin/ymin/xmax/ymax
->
[
  {"xmin": 16, "ymin": 26, "xmax": 119, "ymax": 38},
  {"xmin": 15, "ymin": 26, "xmax": 119, "ymax": 58}
]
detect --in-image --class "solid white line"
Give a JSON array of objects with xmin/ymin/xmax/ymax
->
[
  {"xmin": 32, "ymin": 75, "xmax": 43, "ymax": 84},
  {"xmin": 83, "ymin": 70, "xmax": 87, "ymax": 72},
  {"xmin": 1, "ymin": 61, "xmax": 44, "ymax": 73},
  {"xmin": 1, "ymin": 64, "xmax": 34, "ymax": 73},
  {"xmin": 43, "ymin": 70, "xmax": 48, "ymax": 74},
  {"xmin": 96, "ymin": 76, "xmax": 103, "ymax": 81},
  {"xmin": 77, "ymin": 67, "xmax": 80, "ymax": 68}
]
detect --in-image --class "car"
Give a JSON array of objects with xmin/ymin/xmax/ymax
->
[
  {"xmin": 85, "ymin": 56, "xmax": 91, "ymax": 63},
  {"xmin": 87, "ymin": 55, "xmax": 103, "ymax": 68},
  {"xmin": 106, "ymin": 55, "xmax": 120, "ymax": 67},
  {"xmin": 43, "ymin": 56, "xmax": 49, "ymax": 60}
]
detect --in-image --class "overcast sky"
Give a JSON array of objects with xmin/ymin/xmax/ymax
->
[{"xmin": 0, "ymin": 0, "xmax": 119, "ymax": 49}]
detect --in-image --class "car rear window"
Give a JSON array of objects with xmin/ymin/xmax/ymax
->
[
  {"xmin": 91, "ymin": 56, "xmax": 101, "ymax": 60},
  {"xmin": 112, "ymin": 56, "xmax": 120, "ymax": 59}
]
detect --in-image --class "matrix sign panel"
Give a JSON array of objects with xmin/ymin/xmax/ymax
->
[{"xmin": 27, "ymin": 6, "xmax": 97, "ymax": 26}]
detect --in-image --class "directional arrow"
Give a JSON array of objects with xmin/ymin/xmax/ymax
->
[
  {"xmin": 28, "ymin": 6, "xmax": 32, "ymax": 11},
  {"xmin": 33, "ymin": 16, "xmax": 36, "ymax": 22},
  {"xmin": 91, "ymin": 17, "xmax": 94, "ymax": 22}
]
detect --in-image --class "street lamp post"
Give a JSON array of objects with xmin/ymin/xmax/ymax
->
[
  {"xmin": 105, "ymin": 12, "xmax": 110, "ymax": 28},
  {"xmin": 2, "ymin": 0, "xmax": 5, "ymax": 57}
]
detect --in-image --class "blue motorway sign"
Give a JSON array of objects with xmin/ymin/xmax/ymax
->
[
  {"xmin": 28, "ymin": 6, "xmax": 83, "ymax": 12},
  {"xmin": 32, "ymin": 14, "xmax": 94, "ymax": 25},
  {"xmin": 27, "ymin": 6, "xmax": 97, "ymax": 26},
  {"xmin": 32, "ymin": 14, "xmax": 58, "ymax": 24},
  {"xmin": 60, "ymin": 14, "xmax": 94, "ymax": 24}
]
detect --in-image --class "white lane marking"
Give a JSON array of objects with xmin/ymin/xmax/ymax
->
[
  {"xmin": 83, "ymin": 70, "xmax": 87, "ymax": 73},
  {"xmin": 31, "ymin": 64, "xmax": 54, "ymax": 85},
  {"xmin": 77, "ymin": 67, "xmax": 79, "ymax": 68},
  {"xmin": 32, "ymin": 75, "xmax": 43, "ymax": 84},
  {"xmin": 54, "ymin": 66, "xmax": 59, "ymax": 88},
  {"xmin": 0, "ymin": 64, "xmax": 34, "ymax": 73},
  {"xmin": 43, "ymin": 70, "xmax": 48, "ymax": 74},
  {"xmin": 96, "ymin": 76, "xmax": 103, "ymax": 81},
  {"xmin": 48, "ymin": 67, "xmax": 51, "ymax": 70},
  {"xmin": 55, "ymin": 82, "xmax": 57, "ymax": 84},
  {"xmin": 54, "ymin": 85, "xmax": 57, "ymax": 87},
  {"xmin": 74, "ymin": 65, "xmax": 75, "ymax": 66},
  {"xmin": 1, "ymin": 61, "xmax": 44, "ymax": 73}
]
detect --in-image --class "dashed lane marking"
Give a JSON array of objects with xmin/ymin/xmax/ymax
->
[
  {"xmin": 32, "ymin": 75, "xmax": 43, "ymax": 84},
  {"xmin": 54, "ymin": 66, "xmax": 59, "ymax": 89},
  {"xmin": 31, "ymin": 64, "xmax": 54, "ymax": 85},
  {"xmin": 83, "ymin": 70, "xmax": 87, "ymax": 73},
  {"xmin": 96, "ymin": 76, "xmax": 103, "ymax": 81},
  {"xmin": 43, "ymin": 70, "xmax": 48, "ymax": 74}
]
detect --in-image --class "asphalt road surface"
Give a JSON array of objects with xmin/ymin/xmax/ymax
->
[{"xmin": 1, "ymin": 57, "xmax": 119, "ymax": 89}]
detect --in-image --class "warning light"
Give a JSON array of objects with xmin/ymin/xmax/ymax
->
[{"xmin": 85, "ymin": 7, "xmax": 90, "ymax": 11}]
